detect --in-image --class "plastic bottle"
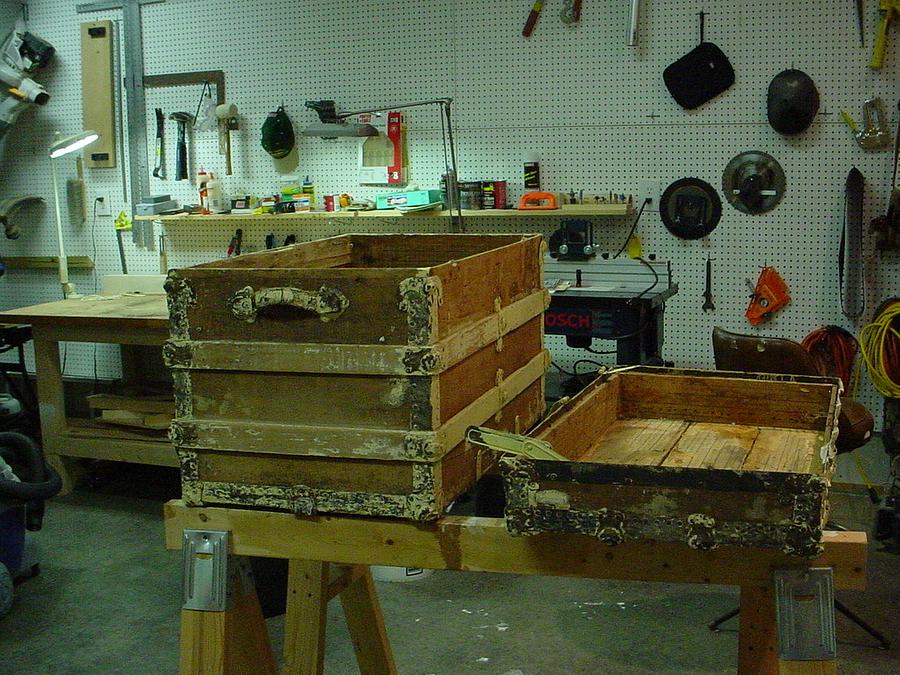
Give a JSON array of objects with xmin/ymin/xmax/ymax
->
[
  {"xmin": 302, "ymin": 175, "xmax": 315, "ymax": 207},
  {"xmin": 196, "ymin": 167, "xmax": 209, "ymax": 213},
  {"xmin": 207, "ymin": 175, "xmax": 228, "ymax": 213}
]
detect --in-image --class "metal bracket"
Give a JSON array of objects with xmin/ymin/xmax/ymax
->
[
  {"xmin": 182, "ymin": 529, "xmax": 230, "ymax": 611},
  {"xmin": 774, "ymin": 567, "xmax": 837, "ymax": 660}
]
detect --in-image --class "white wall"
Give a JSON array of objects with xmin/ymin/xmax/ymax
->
[{"xmin": 1, "ymin": 0, "xmax": 897, "ymax": 423}]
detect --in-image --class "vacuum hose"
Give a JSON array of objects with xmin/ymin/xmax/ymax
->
[{"xmin": 0, "ymin": 432, "xmax": 62, "ymax": 529}]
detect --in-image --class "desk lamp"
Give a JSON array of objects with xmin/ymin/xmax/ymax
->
[{"xmin": 48, "ymin": 130, "xmax": 97, "ymax": 298}]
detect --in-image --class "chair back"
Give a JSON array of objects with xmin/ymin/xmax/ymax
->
[{"xmin": 712, "ymin": 326, "xmax": 820, "ymax": 376}]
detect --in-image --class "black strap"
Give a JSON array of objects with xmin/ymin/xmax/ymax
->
[{"xmin": 841, "ymin": 168, "xmax": 865, "ymax": 319}]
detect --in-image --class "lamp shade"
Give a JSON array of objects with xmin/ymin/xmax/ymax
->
[{"xmin": 49, "ymin": 130, "xmax": 99, "ymax": 158}]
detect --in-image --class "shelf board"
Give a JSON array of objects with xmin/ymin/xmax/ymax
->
[{"xmin": 135, "ymin": 204, "xmax": 632, "ymax": 225}]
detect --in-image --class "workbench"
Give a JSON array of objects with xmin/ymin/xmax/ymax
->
[
  {"xmin": 0, "ymin": 293, "xmax": 172, "ymax": 489},
  {"xmin": 164, "ymin": 500, "xmax": 868, "ymax": 675}
]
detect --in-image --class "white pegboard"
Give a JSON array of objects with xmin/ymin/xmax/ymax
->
[{"xmin": 0, "ymin": 0, "xmax": 897, "ymax": 426}]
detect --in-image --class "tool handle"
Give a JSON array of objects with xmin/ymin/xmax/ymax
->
[
  {"xmin": 227, "ymin": 285, "xmax": 349, "ymax": 323},
  {"xmin": 175, "ymin": 140, "xmax": 187, "ymax": 181},
  {"xmin": 841, "ymin": 111, "xmax": 859, "ymax": 133},
  {"xmin": 523, "ymin": 2, "xmax": 543, "ymax": 37},
  {"xmin": 869, "ymin": 11, "xmax": 892, "ymax": 69}
]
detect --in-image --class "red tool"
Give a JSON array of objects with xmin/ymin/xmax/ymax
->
[
  {"xmin": 523, "ymin": 1, "xmax": 544, "ymax": 37},
  {"xmin": 745, "ymin": 266, "xmax": 790, "ymax": 325},
  {"xmin": 518, "ymin": 191, "xmax": 559, "ymax": 210}
]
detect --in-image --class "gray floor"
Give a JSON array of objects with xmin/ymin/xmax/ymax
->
[{"xmin": 1, "ymin": 467, "xmax": 898, "ymax": 674}]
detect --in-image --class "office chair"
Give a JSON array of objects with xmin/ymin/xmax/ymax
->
[{"xmin": 707, "ymin": 327, "xmax": 889, "ymax": 649}]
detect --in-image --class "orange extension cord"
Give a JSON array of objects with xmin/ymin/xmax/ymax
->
[{"xmin": 802, "ymin": 325, "xmax": 861, "ymax": 395}]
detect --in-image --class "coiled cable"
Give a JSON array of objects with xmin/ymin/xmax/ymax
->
[{"xmin": 859, "ymin": 299, "xmax": 900, "ymax": 398}]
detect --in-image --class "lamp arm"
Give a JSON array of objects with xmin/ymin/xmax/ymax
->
[{"xmin": 335, "ymin": 98, "xmax": 453, "ymax": 120}]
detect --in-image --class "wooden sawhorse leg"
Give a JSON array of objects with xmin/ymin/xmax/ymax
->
[
  {"xmin": 739, "ymin": 585, "xmax": 837, "ymax": 675},
  {"xmin": 180, "ymin": 564, "xmax": 278, "ymax": 674},
  {"xmin": 179, "ymin": 559, "xmax": 396, "ymax": 675},
  {"xmin": 284, "ymin": 561, "xmax": 396, "ymax": 675}
]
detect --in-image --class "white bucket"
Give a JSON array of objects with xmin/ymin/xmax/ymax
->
[{"xmin": 371, "ymin": 565, "xmax": 434, "ymax": 583}]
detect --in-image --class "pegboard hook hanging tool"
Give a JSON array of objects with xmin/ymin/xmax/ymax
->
[{"xmin": 628, "ymin": 0, "xmax": 641, "ymax": 45}]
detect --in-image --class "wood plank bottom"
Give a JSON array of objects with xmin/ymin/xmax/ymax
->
[{"xmin": 578, "ymin": 418, "xmax": 825, "ymax": 474}]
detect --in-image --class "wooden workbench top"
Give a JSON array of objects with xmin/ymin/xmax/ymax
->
[{"xmin": 0, "ymin": 293, "xmax": 169, "ymax": 329}]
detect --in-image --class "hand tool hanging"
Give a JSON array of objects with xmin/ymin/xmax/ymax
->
[
  {"xmin": 560, "ymin": 0, "xmax": 582, "ymax": 25},
  {"xmin": 871, "ymin": 99, "xmax": 900, "ymax": 249},
  {"xmin": 522, "ymin": 1, "xmax": 544, "ymax": 37},
  {"xmin": 745, "ymin": 266, "xmax": 790, "ymax": 325},
  {"xmin": 702, "ymin": 256, "xmax": 714, "ymax": 312},
  {"xmin": 152, "ymin": 107, "xmax": 165, "ymax": 178},
  {"xmin": 841, "ymin": 168, "xmax": 866, "ymax": 319},
  {"xmin": 169, "ymin": 111, "xmax": 193, "ymax": 181},
  {"xmin": 870, "ymin": 0, "xmax": 898, "ymax": 69},
  {"xmin": 856, "ymin": 0, "xmax": 865, "ymax": 46},
  {"xmin": 841, "ymin": 98, "xmax": 891, "ymax": 149}
]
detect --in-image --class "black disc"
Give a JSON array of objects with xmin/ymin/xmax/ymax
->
[{"xmin": 660, "ymin": 178, "xmax": 722, "ymax": 240}]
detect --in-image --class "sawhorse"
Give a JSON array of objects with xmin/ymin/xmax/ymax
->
[{"xmin": 164, "ymin": 500, "xmax": 869, "ymax": 675}]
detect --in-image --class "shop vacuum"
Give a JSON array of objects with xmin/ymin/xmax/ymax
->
[{"xmin": 0, "ymin": 427, "xmax": 62, "ymax": 617}]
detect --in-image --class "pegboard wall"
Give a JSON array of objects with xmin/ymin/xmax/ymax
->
[{"xmin": 0, "ymin": 0, "xmax": 897, "ymax": 424}]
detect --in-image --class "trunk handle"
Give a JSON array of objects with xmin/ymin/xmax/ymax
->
[{"xmin": 228, "ymin": 285, "xmax": 349, "ymax": 323}]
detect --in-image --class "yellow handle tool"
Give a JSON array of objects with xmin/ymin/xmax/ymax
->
[{"xmin": 870, "ymin": 0, "xmax": 898, "ymax": 69}]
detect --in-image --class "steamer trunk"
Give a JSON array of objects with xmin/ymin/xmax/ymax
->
[
  {"xmin": 500, "ymin": 368, "xmax": 841, "ymax": 557},
  {"xmin": 165, "ymin": 233, "xmax": 548, "ymax": 520}
]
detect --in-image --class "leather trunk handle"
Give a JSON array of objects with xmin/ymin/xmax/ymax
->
[{"xmin": 227, "ymin": 285, "xmax": 349, "ymax": 323}]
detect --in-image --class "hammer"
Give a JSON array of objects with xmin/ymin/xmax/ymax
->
[{"xmin": 168, "ymin": 111, "xmax": 193, "ymax": 181}]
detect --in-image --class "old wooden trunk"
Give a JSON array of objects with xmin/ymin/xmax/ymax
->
[
  {"xmin": 500, "ymin": 367, "xmax": 841, "ymax": 557},
  {"xmin": 165, "ymin": 233, "xmax": 548, "ymax": 520}
]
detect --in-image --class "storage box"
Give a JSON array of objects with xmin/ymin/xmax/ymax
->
[
  {"xmin": 375, "ymin": 190, "xmax": 443, "ymax": 210},
  {"xmin": 499, "ymin": 367, "xmax": 840, "ymax": 557},
  {"xmin": 165, "ymin": 233, "xmax": 548, "ymax": 520}
]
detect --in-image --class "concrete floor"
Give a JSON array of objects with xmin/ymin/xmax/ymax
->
[{"xmin": 1, "ymin": 464, "xmax": 898, "ymax": 675}]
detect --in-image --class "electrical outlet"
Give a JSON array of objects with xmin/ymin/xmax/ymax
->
[
  {"xmin": 95, "ymin": 195, "xmax": 111, "ymax": 216},
  {"xmin": 638, "ymin": 180, "xmax": 663, "ymax": 210}
]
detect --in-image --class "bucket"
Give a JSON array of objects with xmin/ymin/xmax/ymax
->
[{"xmin": 371, "ymin": 565, "xmax": 433, "ymax": 583}]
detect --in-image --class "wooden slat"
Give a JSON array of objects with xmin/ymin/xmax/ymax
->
[
  {"xmin": 87, "ymin": 393, "xmax": 175, "ymax": 414},
  {"xmin": 2, "ymin": 256, "xmax": 94, "ymax": 270},
  {"xmin": 181, "ymin": 267, "xmax": 414, "ymax": 345},
  {"xmin": 194, "ymin": 235, "xmax": 353, "ymax": 270},
  {"xmin": 742, "ymin": 428, "xmax": 824, "ymax": 473},
  {"xmin": 163, "ymin": 503, "xmax": 869, "ymax": 590},
  {"xmin": 580, "ymin": 418, "xmax": 689, "ymax": 465},
  {"xmin": 534, "ymin": 375, "xmax": 620, "ymax": 460},
  {"xmin": 177, "ymin": 350, "xmax": 545, "ymax": 461},
  {"xmin": 662, "ymin": 422, "xmax": 759, "ymax": 470},
  {"xmin": 0, "ymin": 294, "xmax": 168, "ymax": 330},
  {"xmin": 618, "ymin": 371, "xmax": 837, "ymax": 431},
  {"xmin": 167, "ymin": 290, "xmax": 546, "ymax": 376}
]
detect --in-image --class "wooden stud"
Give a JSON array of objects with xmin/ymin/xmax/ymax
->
[
  {"xmin": 179, "ymin": 568, "xmax": 277, "ymax": 675},
  {"xmin": 284, "ymin": 560, "xmax": 330, "ymax": 675},
  {"xmin": 339, "ymin": 567, "xmax": 397, "ymax": 675}
]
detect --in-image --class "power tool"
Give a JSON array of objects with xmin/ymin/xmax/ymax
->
[{"xmin": 0, "ymin": 19, "xmax": 53, "ymax": 145}]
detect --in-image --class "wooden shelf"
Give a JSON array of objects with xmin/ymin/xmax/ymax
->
[{"xmin": 135, "ymin": 204, "xmax": 633, "ymax": 225}]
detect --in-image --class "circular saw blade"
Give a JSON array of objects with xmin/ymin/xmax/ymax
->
[{"xmin": 722, "ymin": 151, "xmax": 786, "ymax": 214}]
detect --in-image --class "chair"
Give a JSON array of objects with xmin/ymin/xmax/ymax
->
[{"xmin": 707, "ymin": 327, "xmax": 889, "ymax": 648}]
